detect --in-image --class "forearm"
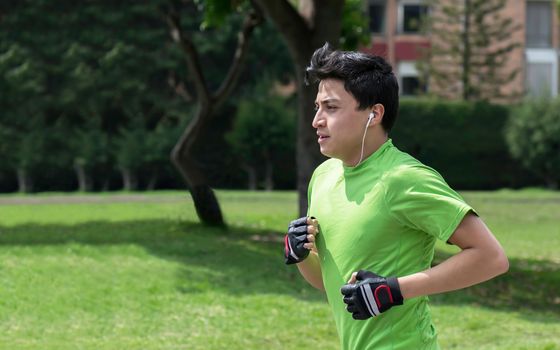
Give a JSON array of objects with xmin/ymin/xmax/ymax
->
[
  {"xmin": 296, "ymin": 251, "xmax": 324, "ymax": 291},
  {"xmin": 398, "ymin": 246, "xmax": 509, "ymax": 300}
]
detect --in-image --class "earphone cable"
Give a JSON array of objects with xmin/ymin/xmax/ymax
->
[{"xmin": 355, "ymin": 122, "xmax": 369, "ymax": 167}]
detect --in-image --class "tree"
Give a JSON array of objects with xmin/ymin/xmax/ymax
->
[
  {"xmin": 0, "ymin": 1, "xmax": 188, "ymax": 192},
  {"xmin": 505, "ymin": 97, "xmax": 560, "ymax": 189},
  {"xmin": 69, "ymin": 118, "xmax": 109, "ymax": 192},
  {"xmin": 226, "ymin": 79, "xmax": 296, "ymax": 190},
  {"xmin": 113, "ymin": 117, "xmax": 149, "ymax": 191},
  {"xmin": 419, "ymin": 0, "xmax": 521, "ymax": 101},
  {"xmin": 145, "ymin": 118, "xmax": 184, "ymax": 190},
  {"xmin": 250, "ymin": 0, "xmax": 368, "ymax": 215},
  {"xmin": 0, "ymin": 44, "xmax": 47, "ymax": 192},
  {"xmin": 163, "ymin": 1, "xmax": 263, "ymax": 226}
]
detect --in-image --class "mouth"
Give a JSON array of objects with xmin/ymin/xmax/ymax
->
[{"xmin": 318, "ymin": 135, "xmax": 330, "ymax": 143}]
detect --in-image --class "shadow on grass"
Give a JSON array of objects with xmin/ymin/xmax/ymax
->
[
  {"xmin": 0, "ymin": 219, "xmax": 325, "ymax": 303},
  {"xmin": 0, "ymin": 220, "xmax": 558, "ymax": 319},
  {"xmin": 430, "ymin": 250, "xmax": 560, "ymax": 321}
]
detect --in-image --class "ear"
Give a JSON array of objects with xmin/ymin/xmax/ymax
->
[{"xmin": 369, "ymin": 103, "xmax": 385, "ymax": 127}]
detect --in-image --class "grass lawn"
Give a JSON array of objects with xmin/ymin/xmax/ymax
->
[{"xmin": 0, "ymin": 189, "xmax": 558, "ymax": 349}]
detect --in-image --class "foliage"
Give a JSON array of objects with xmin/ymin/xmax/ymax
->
[
  {"xmin": 0, "ymin": 43, "xmax": 54, "ymax": 191},
  {"xmin": 0, "ymin": 190, "xmax": 558, "ymax": 349},
  {"xmin": 340, "ymin": 0, "xmax": 371, "ymax": 50},
  {"xmin": 392, "ymin": 99, "xmax": 536, "ymax": 189},
  {"xmin": 0, "ymin": 1, "xmax": 185, "ymax": 191},
  {"xmin": 505, "ymin": 97, "xmax": 560, "ymax": 189},
  {"xmin": 0, "ymin": 0, "xmax": 301, "ymax": 193},
  {"xmin": 226, "ymin": 79, "xmax": 296, "ymax": 189},
  {"xmin": 197, "ymin": 0, "xmax": 370, "ymax": 52},
  {"xmin": 419, "ymin": 0, "xmax": 521, "ymax": 101}
]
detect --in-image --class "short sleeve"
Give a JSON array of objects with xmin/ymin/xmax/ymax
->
[
  {"xmin": 383, "ymin": 165, "xmax": 476, "ymax": 242},
  {"xmin": 306, "ymin": 169, "xmax": 317, "ymax": 217}
]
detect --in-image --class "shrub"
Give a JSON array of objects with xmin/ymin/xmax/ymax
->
[
  {"xmin": 505, "ymin": 97, "xmax": 560, "ymax": 189},
  {"xmin": 392, "ymin": 99, "xmax": 536, "ymax": 189}
]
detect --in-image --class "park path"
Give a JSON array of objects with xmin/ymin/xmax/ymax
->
[{"xmin": 0, "ymin": 194, "xmax": 189, "ymax": 205}]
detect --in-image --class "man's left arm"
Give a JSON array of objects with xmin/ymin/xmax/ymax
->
[
  {"xmin": 397, "ymin": 212, "xmax": 509, "ymax": 299},
  {"xmin": 342, "ymin": 213, "xmax": 509, "ymax": 320}
]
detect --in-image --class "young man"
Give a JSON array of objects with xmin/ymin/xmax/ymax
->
[{"xmin": 284, "ymin": 44, "xmax": 509, "ymax": 350}]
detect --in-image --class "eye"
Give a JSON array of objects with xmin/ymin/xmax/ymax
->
[
  {"xmin": 327, "ymin": 105, "xmax": 338, "ymax": 111},
  {"xmin": 314, "ymin": 105, "xmax": 319, "ymax": 111}
]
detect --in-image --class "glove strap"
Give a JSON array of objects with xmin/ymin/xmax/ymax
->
[
  {"xmin": 284, "ymin": 235, "xmax": 301, "ymax": 265},
  {"xmin": 386, "ymin": 277, "xmax": 404, "ymax": 305}
]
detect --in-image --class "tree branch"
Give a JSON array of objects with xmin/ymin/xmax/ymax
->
[
  {"xmin": 213, "ymin": 8, "xmax": 263, "ymax": 108},
  {"xmin": 167, "ymin": 70, "xmax": 193, "ymax": 102},
  {"xmin": 313, "ymin": 0, "xmax": 345, "ymax": 47},
  {"xmin": 251, "ymin": 0, "xmax": 312, "ymax": 59},
  {"xmin": 164, "ymin": 4, "xmax": 210, "ymax": 104}
]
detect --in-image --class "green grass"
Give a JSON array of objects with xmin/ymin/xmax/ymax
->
[{"xmin": 0, "ymin": 190, "xmax": 559, "ymax": 349}]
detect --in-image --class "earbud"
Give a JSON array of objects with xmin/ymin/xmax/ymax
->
[{"xmin": 356, "ymin": 112, "xmax": 375, "ymax": 167}]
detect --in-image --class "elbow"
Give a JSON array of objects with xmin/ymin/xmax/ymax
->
[
  {"xmin": 312, "ymin": 281, "xmax": 326, "ymax": 292},
  {"xmin": 493, "ymin": 249, "xmax": 509, "ymax": 276}
]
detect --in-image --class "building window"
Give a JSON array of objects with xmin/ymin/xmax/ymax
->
[
  {"xmin": 399, "ymin": 1, "xmax": 428, "ymax": 34},
  {"xmin": 398, "ymin": 61, "xmax": 426, "ymax": 96},
  {"xmin": 526, "ymin": 1, "xmax": 552, "ymax": 48},
  {"xmin": 526, "ymin": 62, "xmax": 554, "ymax": 96},
  {"xmin": 369, "ymin": 1, "xmax": 386, "ymax": 34},
  {"xmin": 402, "ymin": 76, "xmax": 425, "ymax": 95},
  {"xmin": 525, "ymin": 49, "xmax": 558, "ymax": 97}
]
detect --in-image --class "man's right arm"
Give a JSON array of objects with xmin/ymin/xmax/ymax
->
[
  {"xmin": 285, "ymin": 217, "xmax": 325, "ymax": 291},
  {"xmin": 297, "ymin": 250, "xmax": 324, "ymax": 291}
]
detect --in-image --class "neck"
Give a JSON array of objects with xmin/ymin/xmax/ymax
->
[{"xmin": 343, "ymin": 133, "xmax": 388, "ymax": 167}]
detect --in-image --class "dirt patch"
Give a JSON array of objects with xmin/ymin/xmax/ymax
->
[{"xmin": 0, "ymin": 194, "xmax": 190, "ymax": 205}]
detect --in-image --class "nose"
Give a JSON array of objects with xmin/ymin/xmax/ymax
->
[{"xmin": 312, "ymin": 109, "xmax": 324, "ymax": 129}]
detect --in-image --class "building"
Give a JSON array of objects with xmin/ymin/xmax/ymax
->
[{"xmin": 362, "ymin": 0, "xmax": 560, "ymax": 98}]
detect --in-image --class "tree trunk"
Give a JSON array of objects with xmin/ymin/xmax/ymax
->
[
  {"xmin": 462, "ymin": 0, "xmax": 472, "ymax": 101},
  {"xmin": 120, "ymin": 167, "xmax": 137, "ymax": 191},
  {"xmin": 165, "ymin": 7, "xmax": 262, "ymax": 227},
  {"xmin": 172, "ymin": 144, "xmax": 224, "ymax": 226},
  {"xmin": 294, "ymin": 66, "xmax": 324, "ymax": 214},
  {"xmin": 544, "ymin": 174, "xmax": 558, "ymax": 190},
  {"xmin": 147, "ymin": 171, "xmax": 158, "ymax": 190},
  {"xmin": 171, "ymin": 103, "xmax": 224, "ymax": 226},
  {"xmin": 252, "ymin": 0, "xmax": 344, "ymax": 216},
  {"xmin": 264, "ymin": 158, "xmax": 274, "ymax": 191},
  {"xmin": 243, "ymin": 164, "xmax": 258, "ymax": 190},
  {"xmin": 101, "ymin": 179, "xmax": 110, "ymax": 192},
  {"xmin": 17, "ymin": 168, "xmax": 32, "ymax": 193},
  {"xmin": 74, "ymin": 162, "xmax": 91, "ymax": 192}
]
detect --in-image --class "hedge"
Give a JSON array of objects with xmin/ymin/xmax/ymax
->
[{"xmin": 391, "ymin": 99, "xmax": 537, "ymax": 189}]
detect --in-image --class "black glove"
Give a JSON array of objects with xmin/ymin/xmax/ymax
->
[
  {"xmin": 284, "ymin": 216, "xmax": 310, "ymax": 265},
  {"xmin": 340, "ymin": 270, "xmax": 403, "ymax": 320}
]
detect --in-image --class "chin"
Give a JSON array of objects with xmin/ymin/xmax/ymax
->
[
  {"xmin": 319, "ymin": 146, "xmax": 332, "ymax": 158},
  {"xmin": 319, "ymin": 148, "xmax": 338, "ymax": 160}
]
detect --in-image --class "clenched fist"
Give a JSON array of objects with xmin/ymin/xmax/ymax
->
[{"xmin": 284, "ymin": 216, "xmax": 319, "ymax": 265}]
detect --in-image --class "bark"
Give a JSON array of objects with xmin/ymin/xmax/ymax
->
[
  {"xmin": 101, "ymin": 180, "xmax": 110, "ymax": 192},
  {"xmin": 544, "ymin": 174, "xmax": 558, "ymax": 190},
  {"xmin": 147, "ymin": 172, "xmax": 158, "ymax": 190},
  {"xmin": 243, "ymin": 164, "xmax": 258, "ymax": 190},
  {"xmin": 74, "ymin": 162, "xmax": 92, "ymax": 192},
  {"xmin": 120, "ymin": 167, "xmax": 137, "ymax": 191},
  {"xmin": 462, "ymin": 0, "xmax": 472, "ymax": 101},
  {"xmin": 252, "ymin": 0, "xmax": 343, "ymax": 215},
  {"xmin": 17, "ymin": 168, "xmax": 32, "ymax": 193},
  {"xmin": 165, "ymin": 4, "xmax": 262, "ymax": 226},
  {"xmin": 264, "ymin": 158, "xmax": 274, "ymax": 191}
]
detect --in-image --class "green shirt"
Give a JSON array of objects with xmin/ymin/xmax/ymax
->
[{"xmin": 308, "ymin": 139, "xmax": 474, "ymax": 350}]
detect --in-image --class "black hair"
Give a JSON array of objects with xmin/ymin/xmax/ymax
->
[{"xmin": 305, "ymin": 43, "xmax": 399, "ymax": 131}]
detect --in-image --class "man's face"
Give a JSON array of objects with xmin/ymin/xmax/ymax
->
[{"xmin": 312, "ymin": 79, "xmax": 369, "ymax": 164}]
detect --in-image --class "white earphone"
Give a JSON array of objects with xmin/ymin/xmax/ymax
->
[
  {"xmin": 356, "ymin": 111, "xmax": 376, "ymax": 166},
  {"xmin": 367, "ymin": 112, "xmax": 375, "ymax": 124}
]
